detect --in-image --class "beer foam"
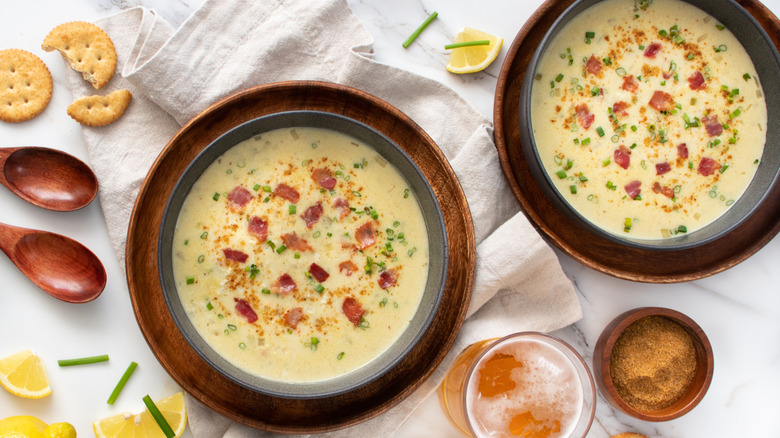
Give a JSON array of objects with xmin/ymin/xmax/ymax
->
[{"xmin": 466, "ymin": 338, "xmax": 584, "ymax": 438}]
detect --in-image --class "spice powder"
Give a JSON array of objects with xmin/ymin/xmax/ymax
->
[{"xmin": 610, "ymin": 315, "xmax": 697, "ymax": 411}]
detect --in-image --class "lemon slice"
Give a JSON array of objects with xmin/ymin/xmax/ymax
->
[
  {"xmin": 0, "ymin": 350, "xmax": 52, "ymax": 399},
  {"xmin": 93, "ymin": 392, "xmax": 187, "ymax": 438},
  {"xmin": 446, "ymin": 27, "xmax": 503, "ymax": 74}
]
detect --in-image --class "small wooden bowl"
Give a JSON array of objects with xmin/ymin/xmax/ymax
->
[{"xmin": 593, "ymin": 307, "xmax": 714, "ymax": 421}]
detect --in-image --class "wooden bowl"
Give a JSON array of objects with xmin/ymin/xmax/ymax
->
[
  {"xmin": 494, "ymin": 0, "xmax": 780, "ymax": 282},
  {"xmin": 126, "ymin": 81, "xmax": 476, "ymax": 433},
  {"xmin": 593, "ymin": 307, "xmax": 714, "ymax": 421}
]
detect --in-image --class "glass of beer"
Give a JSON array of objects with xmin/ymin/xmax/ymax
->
[{"xmin": 438, "ymin": 332, "xmax": 595, "ymax": 438}]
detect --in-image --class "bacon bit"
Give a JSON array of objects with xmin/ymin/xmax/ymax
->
[
  {"xmin": 309, "ymin": 263, "xmax": 329, "ymax": 283},
  {"xmin": 677, "ymin": 143, "xmax": 689, "ymax": 159},
  {"xmin": 339, "ymin": 260, "xmax": 358, "ymax": 276},
  {"xmin": 284, "ymin": 307, "xmax": 304, "ymax": 329},
  {"xmin": 656, "ymin": 162, "xmax": 671, "ymax": 175},
  {"xmin": 702, "ymin": 115, "xmax": 723, "ymax": 137},
  {"xmin": 281, "ymin": 232, "xmax": 312, "ymax": 251},
  {"xmin": 355, "ymin": 222, "xmax": 376, "ymax": 250},
  {"xmin": 625, "ymin": 180, "xmax": 642, "ymax": 199},
  {"xmin": 342, "ymin": 297, "xmax": 364, "ymax": 327},
  {"xmin": 273, "ymin": 183, "xmax": 300, "ymax": 203},
  {"xmin": 272, "ymin": 273, "xmax": 297, "ymax": 295},
  {"xmin": 612, "ymin": 101, "xmax": 630, "ymax": 116},
  {"xmin": 223, "ymin": 248, "xmax": 248, "ymax": 263},
  {"xmin": 248, "ymin": 216, "xmax": 268, "ymax": 242},
  {"xmin": 614, "ymin": 145, "xmax": 631, "ymax": 169},
  {"xmin": 652, "ymin": 182, "xmax": 675, "ymax": 198},
  {"xmin": 234, "ymin": 298, "xmax": 258, "ymax": 323},
  {"xmin": 648, "ymin": 90, "xmax": 674, "ymax": 112},
  {"xmin": 621, "ymin": 75, "xmax": 639, "ymax": 92},
  {"xmin": 378, "ymin": 270, "xmax": 397, "ymax": 290},
  {"xmin": 333, "ymin": 197, "xmax": 350, "ymax": 219},
  {"xmin": 688, "ymin": 71, "xmax": 706, "ymax": 90},
  {"xmin": 575, "ymin": 104, "xmax": 594, "ymax": 129},
  {"xmin": 644, "ymin": 42, "xmax": 661, "ymax": 58},
  {"xmin": 311, "ymin": 168, "xmax": 337, "ymax": 190},
  {"xmin": 227, "ymin": 186, "xmax": 253, "ymax": 208},
  {"xmin": 698, "ymin": 157, "xmax": 722, "ymax": 176},
  {"xmin": 585, "ymin": 55, "xmax": 602, "ymax": 75},
  {"xmin": 301, "ymin": 202, "xmax": 324, "ymax": 228}
]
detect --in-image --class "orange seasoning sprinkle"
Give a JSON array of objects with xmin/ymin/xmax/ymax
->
[{"xmin": 610, "ymin": 315, "xmax": 696, "ymax": 411}]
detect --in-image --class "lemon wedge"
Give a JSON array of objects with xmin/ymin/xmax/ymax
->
[
  {"xmin": 93, "ymin": 392, "xmax": 188, "ymax": 438},
  {"xmin": 0, "ymin": 416, "xmax": 76, "ymax": 438},
  {"xmin": 0, "ymin": 350, "xmax": 52, "ymax": 399},
  {"xmin": 446, "ymin": 27, "xmax": 503, "ymax": 74}
]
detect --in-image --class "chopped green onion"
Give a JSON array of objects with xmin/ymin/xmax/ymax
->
[
  {"xmin": 337, "ymin": 352, "xmax": 345, "ymax": 360},
  {"xmin": 212, "ymin": 192, "xmax": 220, "ymax": 201},
  {"xmin": 569, "ymin": 185, "xmax": 577, "ymax": 194},
  {"xmin": 716, "ymin": 23, "xmax": 725, "ymax": 30},
  {"xmin": 58, "ymin": 355, "xmax": 110, "ymax": 367},
  {"xmin": 253, "ymin": 184, "xmax": 261, "ymax": 191},
  {"xmin": 596, "ymin": 127, "xmax": 605, "ymax": 137},
  {"xmin": 556, "ymin": 170, "xmax": 567, "ymax": 179},
  {"xmin": 677, "ymin": 225, "xmax": 688, "ymax": 233},
  {"xmin": 142, "ymin": 395, "xmax": 175, "ymax": 438},
  {"xmin": 314, "ymin": 284, "xmax": 325, "ymax": 293},
  {"xmin": 402, "ymin": 11, "xmax": 438, "ymax": 48},
  {"xmin": 403, "ymin": 188, "xmax": 410, "ymax": 199},
  {"xmin": 262, "ymin": 288, "xmax": 271, "ymax": 294},
  {"xmin": 606, "ymin": 181, "xmax": 617, "ymax": 191},
  {"xmin": 581, "ymin": 137, "xmax": 591, "ymax": 146},
  {"xmin": 200, "ymin": 231, "xmax": 208, "ymax": 239},
  {"xmin": 714, "ymin": 44, "xmax": 728, "ymax": 52},
  {"xmin": 106, "ymin": 361, "xmax": 138, "ymax": 405},
  {"xmin": 206, "ymin": 301, "xmax": 213, "ymax": 310},
  {"xmin": 288, "ymin": 204, "xmax": 297, "ymax": 214},
  {"xmin": 555, "ymin": 73, "xmax": 564, "ymax": 82},
  {"xmin": 602, "ymin": 158, "xmax": 611, "ymax": 166},
  {"xmin": 186, "ymin": 276, "xmax": 195, "ymax": 285},
  {"xmin": 444, "ymin": 40, "xmax": 490, "ymax": 50},
  {"xmin": 591, "ymin": 86, "xmax": 600, "ymax": 96},
  {"xmin": 262, "ymin": 185, "xmax": 272, "ymax": 192},
  {"xmin": 743, "ymin": 73, "xmax": 752, "ymax": 81},
  {"xmin": 578, "ymin": 174, "xmax": 589, "ymax": 182},
  {"xmin": 624, "ymin": 218, "xmax": 632, "ymax": 232},
  {"xmin": 729, "ymin": 108, "xmax": 742, "ymax": 119},
  {"xmin": 276, "ymin": 245, "xmax": 287, "ymax": 254},
  {"xmin": 585, "ymin": 31, "xmax": 596, "ymax": 39}
]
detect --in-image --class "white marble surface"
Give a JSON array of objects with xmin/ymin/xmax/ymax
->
[{"xmin": 1, "ymin": 0, "xmax": 779, "ymax": 437}]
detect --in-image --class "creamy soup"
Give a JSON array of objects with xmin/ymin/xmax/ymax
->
[
  {"xmin": 171, "ymin": 127, "xmax": 429, "ymax": 382},
  {"xmin": 531, "ymin": 0, "xmax": 767, "ymax": 239}
]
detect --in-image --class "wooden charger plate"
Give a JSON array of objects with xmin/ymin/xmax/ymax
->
[
  {"xmin": 494, "ymin": 0, "xmax": 780, "ymax": 282},
  {"xmin": 125, "ymin": 81, "xmax": 475, "ymax": 433}
]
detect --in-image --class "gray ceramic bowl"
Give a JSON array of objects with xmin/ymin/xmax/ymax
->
[
  {"xmin": 158, "ymin": 111, "xmax": 447, "ymax": 399},
  {"xmin": 519, "ymin": 0, "xmax": 780, "ymax": 250}
]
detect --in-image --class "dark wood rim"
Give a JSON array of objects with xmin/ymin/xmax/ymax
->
[
  {"xmin": 592, "ymin": 307, "xmax": 714, "ymax": 421},
  {"xmin": 125, "ymin": 81, "xmax": 476, "ymax": 433},
  {"xmin": 494, "ymin": 0, "xmax": 780, "ymax": 282}
]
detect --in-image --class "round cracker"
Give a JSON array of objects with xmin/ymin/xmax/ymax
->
[
  {"xmin": 0, "ymin": 49, "xmax": 53, "ymax": 123},
  {"xmin": 42, "ymin": 21, "xmax": 117, "ymax": 89},
  {"xmin": 67, "ymin": 89, "xmax": 132, "ymax": 127}
]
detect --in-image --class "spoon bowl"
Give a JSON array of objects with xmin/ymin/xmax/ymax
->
[
  {"xmin": 0, "ymin": 222, "xmax": 106, "ymax": 303},
  {"xmin": 0, "ymin": 147, "xmax": 98, "ymax": 211}
]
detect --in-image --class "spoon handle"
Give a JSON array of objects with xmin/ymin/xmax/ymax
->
[{"xmin": 0, "ymin": 221, "xmax": 26, "ymax": 257}]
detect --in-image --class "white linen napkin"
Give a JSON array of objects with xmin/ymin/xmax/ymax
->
[{"xmin": 61, "ymin": 0, "xmax": 583, "ymax": 436}]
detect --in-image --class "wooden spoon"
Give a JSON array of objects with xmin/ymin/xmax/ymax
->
[
  {"xmin": 0, "ymin": 222, "xmax": 106, "ymax": 303},
  {"xmin": 0, "ymin": 147, "xmax": 98, "ymax": 211}
]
